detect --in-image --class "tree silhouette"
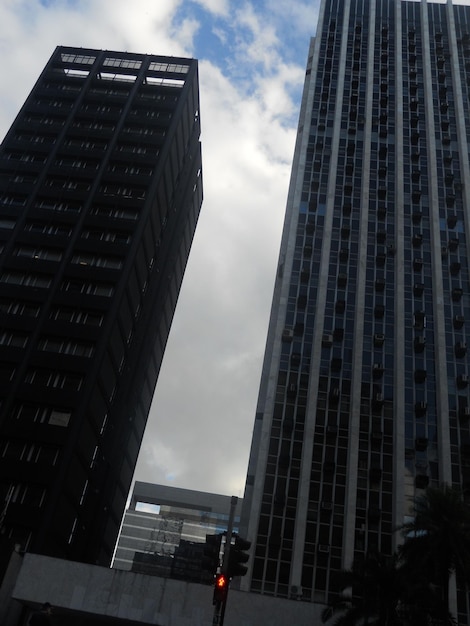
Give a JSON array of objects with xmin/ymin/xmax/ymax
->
[
  {"xmin": 322, "ymin": 486, "xmax": 470, "ymax": 625},
  {"xmin": 399, "ymin": 484, "xmax": 470, "ymax": 624},
  {"xmin": 321, "ymin": 553, "xmax": 408, "ymax": 626}
]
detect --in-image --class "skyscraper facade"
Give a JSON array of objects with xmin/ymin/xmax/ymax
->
[
  {"xmin": 241, "ymin": 0, "xmax": 470, "ymax": 619},
  {"xmin": 0, "ymin": 46, "xmax": 202, "ymax": 565}
]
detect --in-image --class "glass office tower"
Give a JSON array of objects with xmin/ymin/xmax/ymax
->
[
  {"xmin": 241, "ymin": 0, "xmax": 470, "ymax": 621},
  {"xmin": 0, "ymin": 47, "xmax": 202, "ymax": 565}
]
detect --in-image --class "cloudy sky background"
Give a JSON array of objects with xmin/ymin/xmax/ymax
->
[{"xmin": 0, "ymin": 0, "xmax": 319, "ymax": 498}]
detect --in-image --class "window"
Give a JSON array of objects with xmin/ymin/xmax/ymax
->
[
  {"xmin": 0, "ymin": 300, "xmax": 41, "ymax": 317},
  {"xmin": 0, "ymin": 219, "xmax": 15, "ymax": 230},
  {"xmin": 99, "ymin": 183, "xmax": 146, "ymax": 199},
  {"xmin": 90, "ymin": 206, "xmax": 138, "ymax": 220},
  {"xmin": 71, "ymin": 253, "xmax": 123, "ymax": 269},
  {"xmin": 14, "ymin": 404, "xmax": 71, "ymax": 426},
  {"xmin": 55, "ymin": 157, "xmax": 98, "ymax": 169},
  {"xmin": 0, "ymin": 331, "xmax": 28, "ymax": 348},
  {"xmin": 10, "ymin": 483, "xmax": 46, "ymax": 507},
  {"xmin": 46, "ymin": 178, "xmax": 90, "ymax": 192},
  {"xmin": 61, "ymin": 53, "xmax": 96, "ymax": 64},
  {"xmin": 80, "ymin": 229, "xmax": 131, "ymax": 244},
  {"xmin": 0, "ymin": 194, "xmax": 27, "ymax": 206},
  {"xmin": 49, "ymin": 307, "xmax": 104, "ymax": 326},
  {"xmin": 103, "ymin": 57, "xmax": 142, "ymax": 69},
  {"xmin": 38, "ymin": 337, "xmax": 94, "ymax": 357},
  {"xmin": 24, "ymin": 222, "xmax": 72, "ymax": 236},
  {"xmin": 15, "ymin": 246, "xmax": 62, "ymax": 262},
  {"xmin": 148, "ymin": 61, "xmax": 189, "ymax": 73},
  {"xmin": 64, "ymin": 138, "xmax": 107, "ymax": 151},
  {"xmin": 61, "ymin": 279, "xmax": 114, "ymax": 297},
  {"xmin": 36, "ymin": 199, "xmax": 81, "ymax": 213},
  {"xmin": 49, "ymin": 410, "xmax": 71, "ymax": 427},
  {"xmin": 18, "ymin": 443, "xmax": 57, "ymax": 464},
  {"xmin": 25, "ymin": 369, "xmax": 84, "ymax": 391},
  {"xmin": 0, "ymin": 271, "xmax": 51, "ymax": 289}
]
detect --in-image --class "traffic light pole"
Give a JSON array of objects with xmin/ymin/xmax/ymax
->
[
  {"xmin": 222, "ymin": 495, "xmax": 238, "ymax": 574},
  {"xmin": 212, "ymin": 495, "xmax": 238, "ymax": 626}
]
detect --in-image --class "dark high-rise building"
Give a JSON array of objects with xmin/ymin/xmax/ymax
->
[
  {"xmin": 0, "ymin": 46, "xmax": 202, "ymax": 565},
  {"xmin": 241, "ymin": 0, "xmax": 470, "ymax": 620}
]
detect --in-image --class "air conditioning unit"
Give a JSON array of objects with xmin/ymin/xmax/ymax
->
[
  {"xmin": 453, "ymin": 315, "xmax": 465, "ymax": 329},
  {"xmin": 288, "ymin": 384, "xmax": 297, "ymax": 398},
  {"xmin": 282, "ymin": 328, "xmax": 294, "ymax": 341},
  {"xmin": 322, "ymin": 334, "xmax": 333, "ymax": 347},
  {"xmin": 452, "ymin": 288, "xmax": 463, "ymax": 301},
  {"xmin": 321, "ymin": 501, "xmax": 333, "ymax": 511},
  {"xmin": 413, "ymin": 312, "xmax": 426, "ymax": 328},
  {"xmin": 457, "ymin": 374, "xmax": 469, "ymax": 388},
  {"xmin": 414, "ymin": 336, "xmax": 426, "ymax": 352},
  {"xmin": 373, "ymin": 363, "xmax": 385, "ymax": 378},
  {"xmin": 337, "ymin": 273, "xmax": 347, "ymax": 287},
  {"xmin": 460, "ymin": 407, "xmax": 470, "ymax": 419},
  {"xmin": 415, "ymin": 401, "xmax": 427, "ymax": 416},
  {"xmin": 374, "ymin": 333, "xmax": 385, "ymax": 346},
  {"xmin": 318, "ymin": 544, "xmax": 330, "ymax": 554}
]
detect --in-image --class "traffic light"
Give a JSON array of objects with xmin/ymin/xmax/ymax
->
[
  {"xmin": 213, "ymin": 573, "xmax": 229, "ymax": 605},
  {"xmin": 202, "ymin": 533, "xmax": 222, "ymax": 575},
  {"xmin": 227, "ymin": 534, "xmax": 251, "ymax": 577}
]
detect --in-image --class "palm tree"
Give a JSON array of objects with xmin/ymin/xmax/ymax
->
[
  {"xmin": 399, "ymin": 484, "xmax": 470, "ymax": 624},
  {"xmin": 321, "ymin": 552, "xmax": 408, "ymax": 626}
]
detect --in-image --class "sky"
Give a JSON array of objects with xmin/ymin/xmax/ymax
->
[{"xmin": 0, "ymin": 0, "xmax": 319, "ymax": 499}]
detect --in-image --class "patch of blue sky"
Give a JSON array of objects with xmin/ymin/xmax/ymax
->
[
  {"xmin": 173, "ymin": 0, "xmax": 315, "ymax": 122},
  {"xmin": 173, "ymin": 2, "xmax": 237, "ymax": 74}
]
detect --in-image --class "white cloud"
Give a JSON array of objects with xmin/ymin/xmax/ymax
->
[
  {"xmin": 234, "ymin": 3, "xmax": 280, "ymax": 69},
  {"xmin": 192, "ymin": 0, "xmax": 230, "ymax": 17}
]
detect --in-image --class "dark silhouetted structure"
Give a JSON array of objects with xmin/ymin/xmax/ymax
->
[{"xmin": 0, "ymin": 46, "xmax": 202, "ymax": 566}]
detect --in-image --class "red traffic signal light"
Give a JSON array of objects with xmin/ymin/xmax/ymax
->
[{"xmin": 213, "ymin": 573, "xmax": 228, "ymax": 605}]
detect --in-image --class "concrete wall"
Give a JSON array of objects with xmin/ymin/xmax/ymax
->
[{"xmin": 12, "ymin": 554, "xmax": 323, "ymax": 626}]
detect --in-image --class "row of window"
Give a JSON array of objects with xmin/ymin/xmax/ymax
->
[
  {"xmin": 1, "ymin": 440, "xmax": 60, "ymax": 465},
  {"xmin": 0, "ymin": 221, "xmax": 132, "ymax": 247},
  {"xmin": 14, "ymin": 404, "xmax": 71, "ymax": 427},
  {"xmin": 38, "ymin": 337, "xmax": 94, "ymax": 358},
  {"xmin": 25, "ymin": 369, "xmax": 84, "ymax": 391},
  {"xmin": 0, "ymin": 272, "xmax": 115, "ymax": 297},
  {"xmin": 0, "ymin": 331, "xmax": 95, "ymax": 357}
]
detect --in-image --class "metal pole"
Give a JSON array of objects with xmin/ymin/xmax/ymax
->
[
  {"xmin": 222, "ymin": 496, "xmax": 238, "ymax": 575},
  {"xmin": 211, "ymin": 496, "xmax": 238, "ymax": 626}
]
